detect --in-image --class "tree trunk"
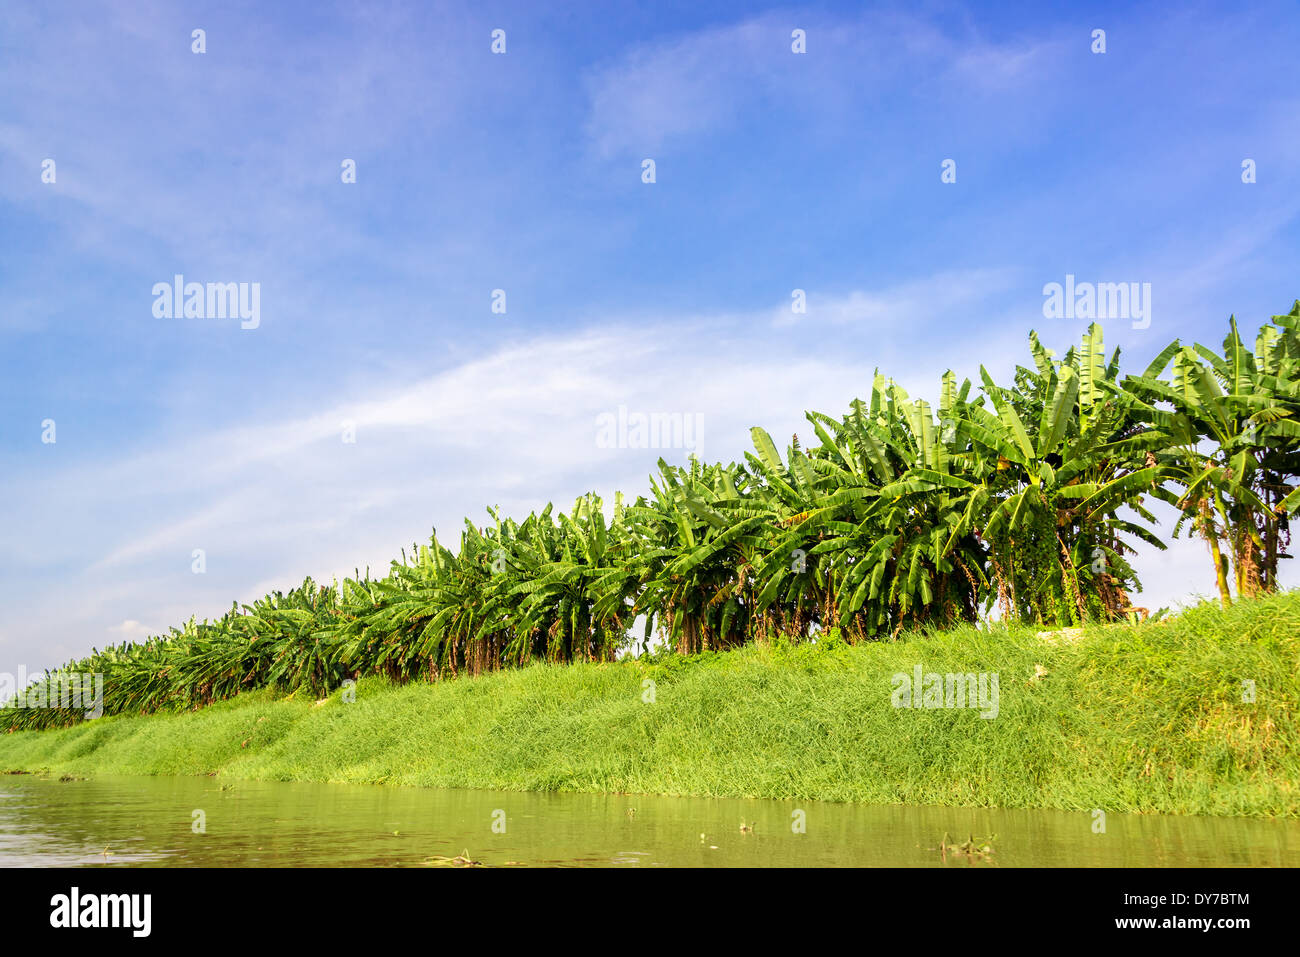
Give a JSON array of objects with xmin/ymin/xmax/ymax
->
[{"xmin": 1200, "ymin": 498, "xmax": 1232, "ymax": 608}]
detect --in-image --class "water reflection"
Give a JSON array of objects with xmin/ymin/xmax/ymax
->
[{"xmin": 0, "ymin": 775, "xmax": 1295, "ymax": 867}]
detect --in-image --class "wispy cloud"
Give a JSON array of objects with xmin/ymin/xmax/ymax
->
[
  {"xmin": 772, "ymin": 268, "xmax": 1020, "ymax": 327},
  {"xmin": 582, "ymin": 10, "xmax": 1064, "ymax": 160}
]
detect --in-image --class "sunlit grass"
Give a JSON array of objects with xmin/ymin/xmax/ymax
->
[{"xmin": 2, "ymin": 591, "xmax": 1296, "ymax": 818}]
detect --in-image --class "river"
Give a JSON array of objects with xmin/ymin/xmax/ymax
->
[{"xmin": 1, "ymin": 774, "xmax": 1296, "ymax": 867}]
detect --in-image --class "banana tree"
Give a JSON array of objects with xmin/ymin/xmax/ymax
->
[
  {"xmin": 962, "ymin": 324, "xmax": 1167, "ymax": 624},
  {"xmin": 1123, "ymin": 311, "xmax": 1300, "ymax": 603}
]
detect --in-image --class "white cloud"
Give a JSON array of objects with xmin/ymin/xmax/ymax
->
[
  {"xmin": 584, "ymin": 19, "xmax": 774, "ymax": 159},
  {"xmin": 106, "ymin": 619, "xmax": 156, "ymax": 642},
  {"xmin": 773, "ymin": 268, "xmax": 1019, "ymax": 327},
  {"xmin": 582, "ymin": 11, "xmax": 1062, "ymax": 160}
]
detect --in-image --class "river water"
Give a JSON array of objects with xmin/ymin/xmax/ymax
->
[{"xmin": 1, "ymin": 774, "xmax": 1295, "ymax": 867}]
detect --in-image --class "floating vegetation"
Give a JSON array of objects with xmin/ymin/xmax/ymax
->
[
  {"xmin": 935, "ymin": 832, "xmax": 996, "ymax": 864},
  {"xmin": 422, "ymin": 849, "xmax": 485, "ymax": 868}
]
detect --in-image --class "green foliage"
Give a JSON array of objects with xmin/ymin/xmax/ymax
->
[{"xmin": 4, "ymin": 305, "xmax": 1298, "ymax": 731}]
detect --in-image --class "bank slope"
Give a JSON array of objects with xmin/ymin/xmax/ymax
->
[{"xmin": 2, "ymin": 592, "xmax": 1297, "ymax": 817}]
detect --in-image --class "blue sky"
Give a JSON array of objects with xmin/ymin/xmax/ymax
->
[{"xmin": 2, "ymin": 0, "xmax": 1299, "ymax": 673}]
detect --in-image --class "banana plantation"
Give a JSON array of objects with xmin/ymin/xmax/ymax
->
[{"xmin": 7, "ymin": 305, "xmax": 1299, "ymax": 731}]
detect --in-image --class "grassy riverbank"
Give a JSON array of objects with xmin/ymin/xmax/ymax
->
[{"xmin": 3, "ymin": 592, "xmax": 1297, "ymax": 817}]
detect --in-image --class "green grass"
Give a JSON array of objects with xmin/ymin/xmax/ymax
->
[{"xmin": 3, "ymin": 592, "xmax": 1297, "ymax": 817}]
